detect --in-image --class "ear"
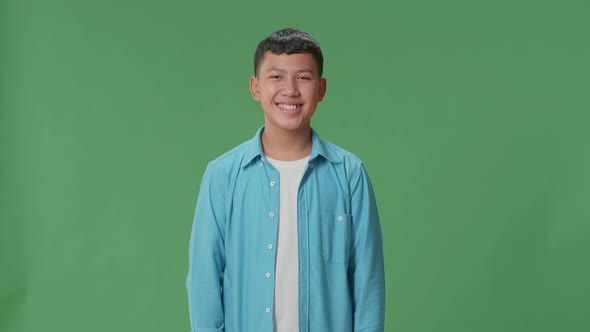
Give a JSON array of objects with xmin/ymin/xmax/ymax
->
[
  {"xmin": 249, "ymin": 76, "xmax": 261, "ymax": 101},
  {"xmin": 318, "ymin": 78, "xmax": 327, "ymax": 102}
]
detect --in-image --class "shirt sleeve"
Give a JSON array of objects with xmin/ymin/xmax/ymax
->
[
  {"xmin": 186, "ymin": 163, "xmax": 226, "ymax": 332},
  {"xmin": 349, "ymin": 164, "xmax": 386, "ymax": 332}
]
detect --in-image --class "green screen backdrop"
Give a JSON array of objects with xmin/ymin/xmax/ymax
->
[{"xmin": 1, "ymin": 0, "xmax": 589, "ymax": 331}]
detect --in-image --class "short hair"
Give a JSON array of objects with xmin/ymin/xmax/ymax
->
[{"xmin": 254, "ymin": 28, "xmax": 324, "ymax": 77}]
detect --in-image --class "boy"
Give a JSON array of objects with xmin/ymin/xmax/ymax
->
[{"xmin": 187, "ymin": 28, "xmax": 385, "ymax": 332}]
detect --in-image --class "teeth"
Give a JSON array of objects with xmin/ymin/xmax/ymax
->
[{"xmin": 277, "ymin": 104, "xmax": 299, "ymax": 111}]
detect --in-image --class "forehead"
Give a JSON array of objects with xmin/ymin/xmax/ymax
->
[{"xmin": 259, "ymin": 51, "xmax": 319, "ymax": 74}]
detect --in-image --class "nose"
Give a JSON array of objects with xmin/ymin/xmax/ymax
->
[{"xmin": 281, "ymin": 77, "xmax": 300, "ymax": 97}]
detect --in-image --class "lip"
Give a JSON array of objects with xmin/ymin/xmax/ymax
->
[{"xmin": 275, "ymin": 103, "xmax": 303, "ymax": 114}]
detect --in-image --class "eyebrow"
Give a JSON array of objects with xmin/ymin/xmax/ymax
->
[{"xmin": 266, "ymin": 67, "xmax": 315, "ymax": 74}]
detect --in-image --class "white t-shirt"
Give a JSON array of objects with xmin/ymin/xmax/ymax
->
[{"xmin": 266, "ymin": 155, "xmax": 309, "ymax": 332}]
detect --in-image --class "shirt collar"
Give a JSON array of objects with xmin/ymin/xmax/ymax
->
[{"xmin": 240, "ymin": 126, "xmax": 342, "ymax": 168}]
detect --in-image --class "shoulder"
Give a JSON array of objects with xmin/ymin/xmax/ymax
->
[
  {"xmin": 317, "ymin": 134, "xmax": 364, "ymax": 165},
  {"xmin": 201, "ymin": 139, "xmax": 253, "ymax": 183},
  {"xmin": 315, "ymin": 135, "xmax": 368, "ymax": 181},
  {"xmin": 323, "ymin": 139, "xmax": 363, "ymax": 163},
  {"xmin": 208, "ymin": 140, "xmax": 249, "ymax": 167}
]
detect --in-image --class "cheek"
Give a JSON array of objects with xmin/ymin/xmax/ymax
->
[
  {"xmin": 307, "ymin": 86, "xmax": 322, "ymax": 100},
  {"xmin": 260, "ymin": 85, "xmax": 278, "ymax": 100}
]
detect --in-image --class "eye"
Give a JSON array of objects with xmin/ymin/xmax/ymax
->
[
  {"xmin": 269, "ymin": 75, "xmax": 281, "ymax": 79},
  {"xmin": 298, "ymin": 76, "xmax": 312, "ymax": 80}
]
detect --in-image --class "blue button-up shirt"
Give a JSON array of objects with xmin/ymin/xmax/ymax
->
[{"xmin": 187, "ymin": 127, "xmax": 385, "ymax": 332}]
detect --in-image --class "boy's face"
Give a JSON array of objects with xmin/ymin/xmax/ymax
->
[{"xmin": 250, "ymin": 51, "xmax": 326, "ymax": 134}]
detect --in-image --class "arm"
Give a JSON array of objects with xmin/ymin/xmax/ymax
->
[
  {"xmin": 186, "ymin": 163, "xmax": 226, "ymax": 332},
  {"xmin": 349, "ymin": 164, "xmax": 385, "ymax": 332}
]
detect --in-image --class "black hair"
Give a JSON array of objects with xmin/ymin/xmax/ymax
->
[{"xmin": 254, "ymin": 28, "xmax": 324, "ymax": 77}]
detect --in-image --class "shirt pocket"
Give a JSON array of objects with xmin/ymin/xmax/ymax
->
[{"xmin": 321, "ymin": 213, "xmax": 352, "ymax": 264}]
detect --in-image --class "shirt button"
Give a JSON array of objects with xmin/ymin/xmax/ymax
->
[
  {"xmin": 266, "ymin": 272, "xmax": 271, "ymax": 278},
  {"xmin": 309, "ymin": 163, "xmax": 314, "ymax": 168},
  {"xmin": 268, "ymin": 244, "xmax": 273, "ymax": 250},
  {"xmin": 269, "ymin": 212, "xmax": 275, "ymax": 218},
  {"xmin": 265, "ymin": 307, "xmax": 271, "ymax": 313},
  {"xmin": 259, "ymin": 162, "xmax": 263, "ymax": 167},
  {"xmin": 270, "ymin": 181, "xmax": 276, "ymax": 186},
  {"xmin": 338, "ymin": 215, "xmax": 343, "ymax": 221}
]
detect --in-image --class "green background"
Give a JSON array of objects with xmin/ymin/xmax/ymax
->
[{"xmin": 1, "ymin": 0, "xmax": 589, "ymax": 331}]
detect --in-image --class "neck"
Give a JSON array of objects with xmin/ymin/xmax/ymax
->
[{"xmin": 261, "ymin": 126, "xmax": 312, "ymax": 161}]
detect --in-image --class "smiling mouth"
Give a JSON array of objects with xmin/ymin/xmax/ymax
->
[{"xmin": 276, "ymin": 103, "xmax": 303, "ymax": 111}]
